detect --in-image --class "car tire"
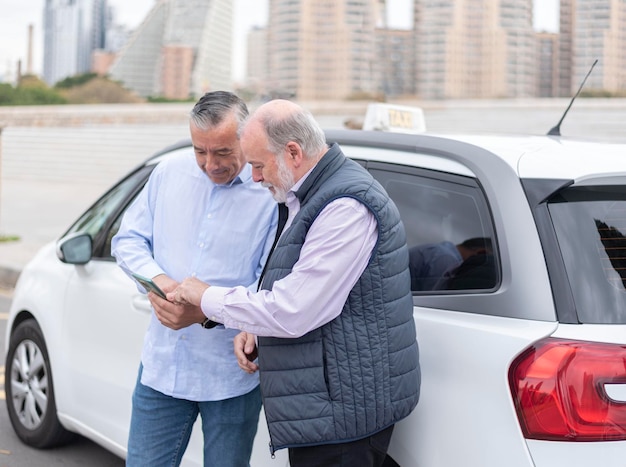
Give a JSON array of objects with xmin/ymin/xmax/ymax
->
[{"xmin": 4, "ymin": 319, "xmax": 76, "ymax": 448}]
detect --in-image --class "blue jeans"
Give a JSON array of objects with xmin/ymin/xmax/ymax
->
[{"xmin": 126, "ymin": 365, "xmax": 262, "ymax": 467}]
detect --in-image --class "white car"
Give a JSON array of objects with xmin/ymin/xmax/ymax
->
[{"xmin": 5, "ymin": 128, "xmax": 626, "ymax": 466}]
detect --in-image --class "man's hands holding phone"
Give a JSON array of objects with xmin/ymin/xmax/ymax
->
[
  {"xmin": 138, "ymin": 274, "xmax": 211, "ymax": 331},
  {"xmin": 131, "ymin": 272, "xmax": 171, "ymax": 299},
  {"xmin": 137, "ymin": 274, "xmax": 256, "ymax": 374}
]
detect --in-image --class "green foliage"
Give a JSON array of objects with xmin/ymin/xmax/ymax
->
[
  {"xmin": 19, "ymin": 86, "xmax": 67, "ymax": 105},
  {"xmin": 580, "ymin": 88, "xmax": 626, "ymax": 98},
  {"xmin": 58, "ymin": 77, "xmax": 144, "ymax": 104},
  {"xmin": 345, "ymin": 90, "xmax": 386, "ymax": 102},
  {"xmin": 54, "ymin": 73, "xmax": 99, "ymax": 89},
  {"xmin": 0, "ymin": 83, "xmax": 17, "ymax": 105},
  {"xmin": 0, "ymin": 73, "xmax": 144, "ymax": 105},
  {"xmin": 19, "ymin": 74, "xmax": 49, "ymax": 89},
  {"xmin": 0, "ymin": 80, "xmax": 66, "ymax": 106},
  {"xmin": 147, "ymin": 96, "xmax": 195, "ymax": 103}
]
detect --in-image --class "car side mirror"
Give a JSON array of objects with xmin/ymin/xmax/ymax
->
[{"xmin": 56, "ymin": 232, "xmax": 93, "ymax": 265}]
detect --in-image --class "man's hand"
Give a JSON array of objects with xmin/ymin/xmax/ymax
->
[
  {"xmin": 152, "ymin": 274, "xmax": 179, "ymax": 295},
  {"xmin": 149, "ymin": 293, "xmax": 205, "ymax": 330},
  {"xmin": 167, "ymin": 277, "xmax": 210, "ymax": 307},
  {"xmin": 234, "ymin": 332, "xmax": 259, "ymax": 374}
]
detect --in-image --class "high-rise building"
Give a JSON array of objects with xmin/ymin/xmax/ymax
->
[
  {"xmin": 559, "ymin": 0, "xmax": 626, "ymax": 96},
  {"xmin": 43, "ymin": 0, "xmax": 107, "ymax": 85},
  {"xmin": 109, "ymin": 0, "xmax": 233, "ymax": 99},
  {"xmin": 557, "ymin": 0, "xmax": 574, "ymax": 96},
  {"xmin": 375, "ymin": 28, "xmax": 415, "ymax": 98},
  {"xmin": 414, "ymin": 0, "xmax": 536, "ymax": 99},
  {"xmin": 537, "ymin": 32, "xmax": 559, "ymax": 97},
  {"xmin": 246, "ymin": 26, "xmax": 269, "ymax": 94},
  {"xmin": 92, "ymin": 5, "xmax": 130, "ymax": 78},
  {"xmin": 267, "ymin": 0, "xmax": 385, "ymax": 100}
]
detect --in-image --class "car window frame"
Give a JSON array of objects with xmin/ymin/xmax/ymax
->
[
  {"xmin": 62, "ymin": 164, "xmax": 156, "ymax": 261},
  {"xmin": 334, "ymin": 134, "xmax": 559, "ymax": 322},
  {"xmin": 365, "ymin": 161, "xmax": 500, "ymax": 294}
]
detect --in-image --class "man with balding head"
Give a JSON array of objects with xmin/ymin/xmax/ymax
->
[{"xmin": 151, "ymin": 99, "xmax": 421, "ymax": 467}]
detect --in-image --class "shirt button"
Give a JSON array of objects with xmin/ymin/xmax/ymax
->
[{"xmin": 207, "ymin": 214, "xmax": 213, "ymax": 219}]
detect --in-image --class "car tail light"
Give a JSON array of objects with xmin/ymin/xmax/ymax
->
[{"xmin": 509, "ymin": 338, "xmax": 626, "ymax": 441}]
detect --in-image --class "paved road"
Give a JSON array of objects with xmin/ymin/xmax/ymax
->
[{"xmin": 0, "ymin": 289, "xmax": 125, "ymax": 467}]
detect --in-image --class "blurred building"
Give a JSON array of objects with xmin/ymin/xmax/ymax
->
[
  {"xmin": 375, "ymin": 28, "xmax": 415, "ymax": 98},
  {"xmin": 557, "ymin": 0, "xmax": 574, "ymax": 96},
  {"xmin": 107, "ymin": 0, "xmax": 232, "ymax": 99},
  {"xmin": 414, "ymin": 0, "xmax": 536, "ymax": 99},
  {"xmin": 91, "ymin": 50, "xmax": 116, "ymax": 76},
  {"xmin": 266, "ymin": 0, "xmax": 386, "ymax": 100},
  {"xmin": 92, "ymin": 15, "xmax": 131, "ymax": 77},
  {"xmin": 537, "ymin": 32, "xmax": 560, "ymax": 97},
  {"xmin": 245, "ymin": 26, "xmax": 269, "ymax": 94},
  {"xmin": 558, "ymin": 0, "xmax": 626, "ymax": 96},
  {"xmin": 43, "ymin": 0, "xmax": 107, "ymax": 85}
]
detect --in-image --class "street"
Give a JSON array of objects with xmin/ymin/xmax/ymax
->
[{"xmin": 0, "ymin": 289, "xmax": 124, "ymax": 467}]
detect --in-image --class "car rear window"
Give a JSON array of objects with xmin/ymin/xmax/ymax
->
[{"xmin": 549, "ymin": 185, "xmax": 626, "ymax": 324}]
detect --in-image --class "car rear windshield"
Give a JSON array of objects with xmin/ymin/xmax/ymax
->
[{"xmin": 549, "ymin": 185, "xmax": 626, "ymax": 324}]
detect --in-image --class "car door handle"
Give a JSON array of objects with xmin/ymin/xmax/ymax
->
[
  {"xmin": 605, "ymin": 383, "xmax": 626, "ymax": 402},
  {"xmin": 132, "ymin": 295, "xmax": 153, "ymax": 314}
]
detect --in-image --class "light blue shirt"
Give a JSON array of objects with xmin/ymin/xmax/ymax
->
[{"xmin": 112, "ymin": 148, "xmax": 278, "ymax": 401}]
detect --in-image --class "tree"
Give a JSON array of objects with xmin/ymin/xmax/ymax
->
[
  {"xmin": 58, "ymin": 76, "xmax": 144, "ymax": 104},
  {"xmin": 0, "ymin": 75, "xmax": 66, "ymax": 106}
]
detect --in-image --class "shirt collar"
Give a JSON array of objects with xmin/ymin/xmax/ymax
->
[
  {"xmin": 212, "ymin": 163, "xmax": 250, "ymax": 187},
  {"xmin": 286, "ymin": 164, "xmax": 316, "ymax": 205}
]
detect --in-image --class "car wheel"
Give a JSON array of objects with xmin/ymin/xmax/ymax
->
[{"xmin": 4, "ymin": 319, "xmax": 76, "ymax": 448}]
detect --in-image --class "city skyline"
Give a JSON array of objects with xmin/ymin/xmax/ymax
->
[{"xmin": 0, "ymin": 0, "xmax": 558, "ymax": 84}]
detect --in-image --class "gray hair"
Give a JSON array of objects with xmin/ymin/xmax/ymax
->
[
  {"xmin": 261, "ymin": 105, "xmax": 327, "ymax": 159},
  {"xmin": 189, "ymin": 91, "xmax": 248, "ymax": 130}
]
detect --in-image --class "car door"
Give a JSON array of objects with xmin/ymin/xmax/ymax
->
[
  {"xmin": 339, "ymin": 142, "xmax": 559, "ymax": 467},
  {"xmin": 54, "ymin": 158, "xmax": 286, "ymax": 467},
  {"xmin": 59, "ymin": 165, "xmax": 155, "ymax": 452},
  {"xmin": 369, "ymin": 163, "xmax": 532, "ymax": 466}
]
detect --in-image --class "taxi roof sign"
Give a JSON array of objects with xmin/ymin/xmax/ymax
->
[{"xmin": 362, "ymin": 103, "xmax": 426, "ymax": 134}]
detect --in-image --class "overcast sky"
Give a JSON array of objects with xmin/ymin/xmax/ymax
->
[{"xmin": 0, "ymin": 0, "xmax": 558, "ymax": 83}]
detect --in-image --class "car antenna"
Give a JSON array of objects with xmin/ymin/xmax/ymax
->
[{"xmin": 547, "ymin": 59, "xmax": 598, "ymax": 136}]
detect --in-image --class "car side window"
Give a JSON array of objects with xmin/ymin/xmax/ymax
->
[
  {"xmin": 64, "ymin": 165, "xmax": 154, "ymax": 259},
  {"xmin": 369, "ymin": 164, "xmax": 497, "ymax": 293},
  {"xmin": 102, "ymin": 206, "xmax": 128, "ymax": 259}
]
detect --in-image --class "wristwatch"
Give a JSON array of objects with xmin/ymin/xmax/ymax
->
[{"xmin": 201, "ymin": 317, "xmax": 218, "ymax": 329}]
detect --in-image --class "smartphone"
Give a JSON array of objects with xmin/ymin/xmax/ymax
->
[{"xmin": 131, "ymin": 272, "xmax": 167, "ymax": 300}]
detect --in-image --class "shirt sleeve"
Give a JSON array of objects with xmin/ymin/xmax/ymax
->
[{"xmin": 200, "ymin": 197, "xmax": 378, "ymax": 338}]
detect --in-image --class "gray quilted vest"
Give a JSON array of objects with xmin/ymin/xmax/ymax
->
[{"xmin": 258, "ymin": 143, "xmax": 421, "ymax": 453}]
